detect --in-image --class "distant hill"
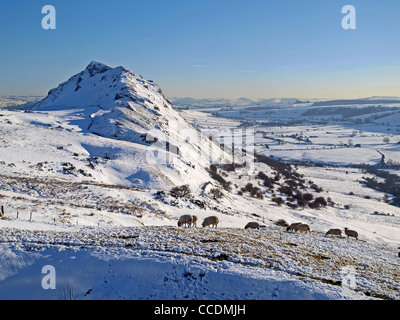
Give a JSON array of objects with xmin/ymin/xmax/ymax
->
[{"xmin": 312, "ymin": 98, "xmax": 400, "ymax": 106}]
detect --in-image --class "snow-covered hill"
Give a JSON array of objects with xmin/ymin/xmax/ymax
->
[{"xmin": 3, "ymin": 62, "xmax": 233, "ymax": 190}]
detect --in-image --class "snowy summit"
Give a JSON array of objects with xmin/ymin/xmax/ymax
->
[{"xmin": 29, "ymin": 61, "xmax": 232, "ymax": 189}]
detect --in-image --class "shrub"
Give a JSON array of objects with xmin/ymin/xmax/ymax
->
[
  {"xmin": 244, "ymin": 183, "xmax": 254, "ymax": 192},
  {"xmin": 297, "ymin": 198, "xmax": 307, "ymax": 207},
  {"xmin": 263, "ymin": 179, "xmax": 274, "ymax": 189},
  {"xmin": 310, "ymin": 184, "xmax": 323, "ymax": 193},
  {"xmin": 286, "ymin": 202, "xmax": 298, "ymax": 209},
  {"xmin": 256, "ymin": 171, "xmax": 269, "ymax": 180},
  {"xmin": 285, "ymin": 179, "xmax": 298, "ymax": 188},
  {"xmin": 242, "ymin": 183, "xmax": 263, "ymax": 198},
  {"xmin": 250, "ymin": 186, "xmax": 261, "ymax": 197},
  {"xmin": 209, "ymin": 164, "xmax": 218, "ymax": 173},
  {"xmin": 308, "ymin": 196, "xmax": 327, "ymax": 209},
  {"xmin": 303, "ymin": 193, "xmax": 314, "ymax": 202},
  {"xmin": 273, "ymin": 197, "xmax": 284, "ymax": 206},
  {"xmin": 169, "ymin": 184, "xmax": 192, "ymax": 198},
  {"xmin": 274, "ymin": 219, "xmax": 289, "ymax": 227},
  {"xmin": 210, "ymin": 187, "xmax": 224, "ymax": 200},
  {"xmin": 210, "ymin": 171, "xmax": 232, "ymax": 192},
  {"xmin": 221, "ymin": 162, "xmax": 246, "ymax": 172},
  {"xmin": 293, "ymin": 191, "xmax": 303, "ymax": 200},
  {"xmin": 383, "ymin": 194, "xmax": 389, "ymax": 203},
  {"xmin": 256, "ymin": 191, "xmax": 264, "ymax": 199},
  {"xmin": 279, "ymin": 185, "xmax": 293, "ymax": 196},
  {"xmin": 314, "ymin": 196, "xmax": 327, "ymax": 207}
]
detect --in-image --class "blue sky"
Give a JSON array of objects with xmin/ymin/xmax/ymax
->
[{"xmin": 0, "ymin": 0, "xmax": 399, "ymax": 99}]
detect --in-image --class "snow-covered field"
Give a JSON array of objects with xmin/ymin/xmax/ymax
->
[
  {"xmin": 0, "ymin": 64, "xmax": 399, "ymax": 300},
  {"xmin": 1, "ymin": 222, "xmax": 398, "ymax": 300},
  {"xmin": 181, "ymin": 103, "xmax": 400, "ymax": 167}
]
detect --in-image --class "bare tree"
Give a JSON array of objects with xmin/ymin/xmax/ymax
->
[
  {"xmin": 348, "ymin": 139, "xmax": 354, "ymax": 147},
  {"xmin": 383, "ymin": 137, "xmax": 390, "ymax": 144},
  {"xmin": 210, "ymin": 187, "xmax": 224, "ymax": 200}
]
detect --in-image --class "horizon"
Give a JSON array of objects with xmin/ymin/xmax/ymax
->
[{"xmin": 0, "ymin": 0, "xmax": 399, "ymax": 99}]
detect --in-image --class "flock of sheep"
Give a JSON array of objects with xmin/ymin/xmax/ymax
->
[
  {"xmin": 177, "ymin": 214, "xmax": 219, "ymax": 228},
  {"xmin": 285, "ymin": 222, "xmax": 358, "ymax": 240},
  {"xmin": 177, "ymin": 214, "xmax": 359, "ymax": 240}
]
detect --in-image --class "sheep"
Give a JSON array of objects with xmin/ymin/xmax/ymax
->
[
  {"xmin": 344, "ymin": 227, "xmax": 358, "ymax": 240},
  {"xmin": 286, "ymin": 222, "xmax": 302, "ymax": 232},
  {"xmin": 244, "ymin": 222, "xmax": 260, "ymax": 230},
  {"xmin": 325, "ymin": 228, "xmax": 342, "ymax": 237},
  {"xmin": 294, "ymin": 224, "xmax": 311, "ymax": 235},
  {"xmin": 191, "ymin": 215, "xmax": 198, "ymax": 227},
  {"xmin": 202, "ymin": 216, "xmax": 219, "ymax": 228},
  {"xmin": 177, "ymin": 214, "xmax": 193, "ymax": 227}
]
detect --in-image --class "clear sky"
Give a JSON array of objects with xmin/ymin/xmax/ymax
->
[{"xmin": 0, "ymin": 0, "xmax": 399, "ymax": 99}]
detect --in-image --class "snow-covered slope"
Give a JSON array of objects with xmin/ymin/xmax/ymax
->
[
  {"xmin": 23, "ymin": 61, "xmax": 231, "ymax": 189},
  {"xmin": 1, "ymin": 226, "xmax": 380, "ymax": 300}
]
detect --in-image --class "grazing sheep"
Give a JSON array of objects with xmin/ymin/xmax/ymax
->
[
  {"xmin": 344, "ymin": 227, "xmax": 358, "ymax": 240},
  {"xmin": 202, "ymin": 216, "xmax": 219, "ymax": 228},
  {"xmin": 177, "ymin": 214, "xmax": 193, "ymax": 227},
  {"xmin": 245, "ymin": 222, "xmax": 260, "ymax": 230},
  {"xmin": 191, "ymin": 215, "xmax": 198, "ymax": 227},
  {"xmin": 325, "ymin": 228, "xmax": 342, "ymax": 237},
  {"xmin": 294, "ymin": 224, "xmax": 311, "ymax": 234},
  {"xmin": 286, "ymin": 222, "xmax": 302, "ymax": 232}
]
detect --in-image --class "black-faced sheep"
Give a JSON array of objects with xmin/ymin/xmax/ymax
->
[{"xmin": 344, "ymin": 227, "xmax": 358, "ymax": 240}]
